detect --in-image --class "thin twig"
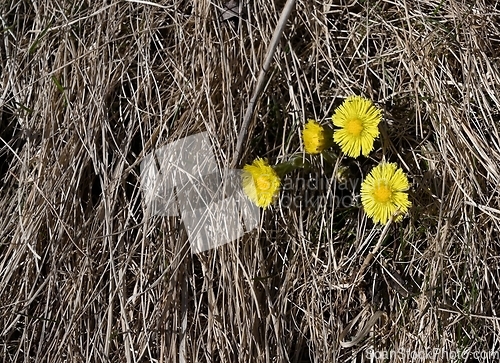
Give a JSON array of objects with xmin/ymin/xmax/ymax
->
[
  {"xmin": 352, "ymin": 217, "xmax": 394, "ymax": 286},
  {"xmin": 339, "ymin": 308, "xmax": 386, "ymax": 348},
  {"xmin": 232, "ymin": 0, "xmax": 296, "ymax": 168}
]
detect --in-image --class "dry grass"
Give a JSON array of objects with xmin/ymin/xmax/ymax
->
[{"xmin": 1, "ymin": 0, "xmax": 500, "ymax": 361}]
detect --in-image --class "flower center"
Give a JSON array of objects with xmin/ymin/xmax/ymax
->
[
  {"xmin": 256, "ymin": 175, "xmax": 271, "ymax": 191},
  {"xmin": 373, "ymin": 183, "xmax": 392, "ymax": 203},
  {"xmin": 345, "ymin": 118, "xmax": 363, "ymax": 136}
]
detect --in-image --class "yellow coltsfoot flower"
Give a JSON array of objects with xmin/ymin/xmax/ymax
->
[
  {"xmin": 361, "ymin": 162, "xmax": 411, "ymax": 224},
  {"xmin": 332, "ymin": 95, "xmax": 382, "ymax": 158},
  {"xmin": 242, "ymin": 158, "xmax": 281, "ymax": 209},
  {"xmin": 302, "ymin": 119, "xmax": 327, "ymax": 154}
]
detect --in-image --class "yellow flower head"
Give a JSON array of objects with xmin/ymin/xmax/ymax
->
[
  {"xmin": 302, "ymin": 119, "xmax": 326, "ymax": 154},
  {"xmin": 361, "ymin": 162, "xmax": 411, "ymax": 224},
  {"xmin": 332, "ymin": 95, "xmax": 382, "ymax": 158},
  {"xmin": 242, "ymin": 158, "xmax": 281, "ymax": 209}
]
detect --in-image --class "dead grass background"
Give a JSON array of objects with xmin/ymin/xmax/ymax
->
[{"xmin": 1, "ymin": 0, "xmax": 500, "ymax": 362}]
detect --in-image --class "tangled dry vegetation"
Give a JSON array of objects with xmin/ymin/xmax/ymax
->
[{"xmin": 1, "ymin": 0, "xmax": 500, "ymax": 362}]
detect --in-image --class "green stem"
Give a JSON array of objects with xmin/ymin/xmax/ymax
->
[{"xmin": 273, "ymin": 154, "xmax": 310, "ymax": 178}]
